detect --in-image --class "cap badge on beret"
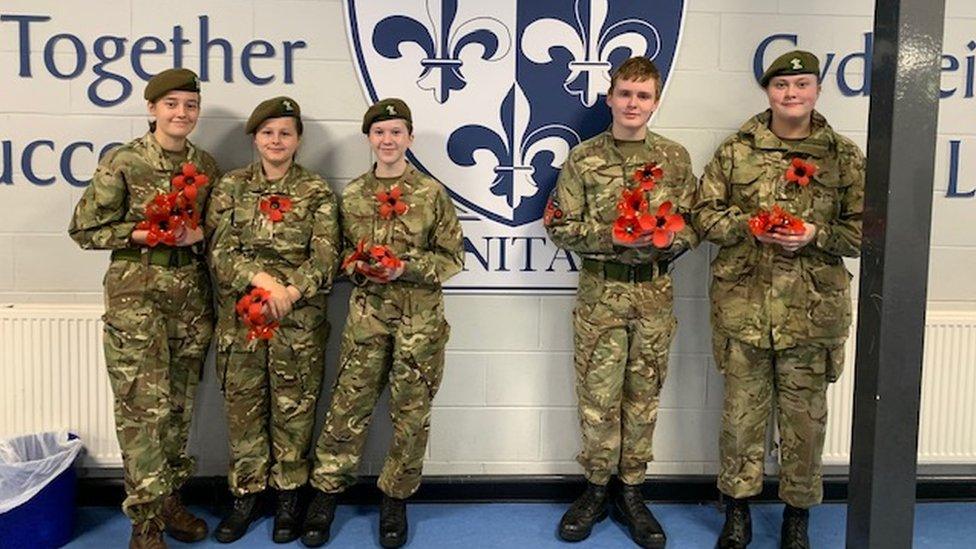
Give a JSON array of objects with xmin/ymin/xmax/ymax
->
[
  {"xmin": 790, "ymin": 58, "xmax": 803, "ymax": 70},
  {"xmin": 283, "ymin": 100, "xmax": 294, "ymax": 113},
  {"xmin": 386, "ymin": 104, "xmax": 397, "ymax": 116}
]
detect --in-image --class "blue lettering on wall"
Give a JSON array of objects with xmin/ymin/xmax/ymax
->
[
  {"xmin": 947, "ymin": 140, "xmax": 975, "ymax": 198},
  {"xmin": 1, "ymin": 139, "xmax": 123, "ymax": 187},
  {"xmin": 0, "ymin": 13, "xmax": 308, "ymax": 107}
]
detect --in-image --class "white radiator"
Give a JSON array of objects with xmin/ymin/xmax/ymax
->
[
  {"xmin": 823, "ymin": 310, "xmax": 976, "ymax": 465},
  {"xmin": 0, "ymin": 304, "xmax": 121, "ymax": 467},
  {"xmin": 2, "ymin": 304, "xmax": 975, "ymax": 469}
]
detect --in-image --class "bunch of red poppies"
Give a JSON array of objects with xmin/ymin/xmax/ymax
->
[
  {"xmin": 342, "ymin": 240, "xmax": 404, "ymax": 282},
  {"xmin": 376, "ymin": 185, "xmax": 408, "ymax": 219},
  {"xmin": 235, "ymin": 287, "xmax": 279, "ymax": 341},
  {"xmin": 749, "ymin": 205, "xmax": 806, "ymax": 236},
  {"xmin": 613, "ymin": 163, "xmax": 685, "ymax": 248},
  {"xmin": 136, "ymin": 162, "xmax": 209, "ymax": 246}
]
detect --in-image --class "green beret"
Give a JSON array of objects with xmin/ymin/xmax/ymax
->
[
  {"xmin": 144, "ymin": 68, "xmax": 200, "ymax": 102},
  {"xmin": 760, "ymin": 50, "xmax": 820, "ymax": 87},
  {"xmin": 362, "ymin": 98, "xmax": 412, "ymax": 134},
  {"xmin": 245, "ymin": 96, "xmax": 303, "ymax": 134}
]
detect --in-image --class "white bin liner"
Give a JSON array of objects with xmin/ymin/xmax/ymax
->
[{"xmin": 0, "ymin": 431, "xmax": 83, "ymax": 514}]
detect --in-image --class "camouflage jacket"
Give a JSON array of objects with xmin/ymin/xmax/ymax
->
[
  {"xmin": 206, "ymin": 162, "xmax": 340, "ymax": 341},
  {"xmin": 69, "ymin": 132, "xmax": 220, "ymax": 250},
  {"xmin": 340, "ymin": 163, "xmax": 464, "ymax": 288},
  {"xmin": 694, "ymin": 110, "xmax": 865, "ymax": 349},
  {"xmin": 544, "ymin": 129, "xmax": 698, "ymax": 265}
]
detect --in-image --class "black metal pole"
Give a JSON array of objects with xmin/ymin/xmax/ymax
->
[{"xmin": 846, "ymin": 1, "xmax": 946, "ymax": 547}]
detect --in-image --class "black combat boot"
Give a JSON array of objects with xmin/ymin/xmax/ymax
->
[
  {"xmin": 781, "ymin": 504, "xmax": 810, "ymax": 549},
  {"xmin": 214, "ymin": 492, "xmax": 263, "ymax": 543},
  {"xmin": 379, "ymin": 495, "xmax": 408, "ymax": 548},
  {"xmin": 273, "ymin": 489, "xmax": 302, "ymax": 543},
  {"xmin": 611, "ymin": 482, "xmax": 666, "ymax": 549},
  {"xmin": 716, "ymin": 497, "xmax": 752, "ymax": 548},
  {"xmin": 301, "ymin": 490, "xmax": 338, "ymax": 548},
  {"xmin": 558, "ymin": 481, "xmax": 609, "ymax": 541}
]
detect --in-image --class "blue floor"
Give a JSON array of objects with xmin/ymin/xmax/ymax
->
[{"xmin": 66, "ymin": 502, "xmax": 975, "ymax": 548}]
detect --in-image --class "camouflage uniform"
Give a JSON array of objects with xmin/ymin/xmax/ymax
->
[
  {"xmin": 68, "ymin": 132, "xmax": 219, "ymax": 527},
  {"xmin": 545, "ymin": 129, "xmax": 698, "ymax": 486},
  {"xmin": 694, "ymin": 110, "xmax": 864, "ymax": 508},
  {"xmin": 207, "ymin": 162, "xmax": 340, "ymax": 496},
  {"xmin": 310, "ymin": 163, "xmax": 464, "ymax": 499}
]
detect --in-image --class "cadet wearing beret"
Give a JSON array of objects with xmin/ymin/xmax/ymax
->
[
  {"xmin": 302, "ymin": 97, "xmax": 464, "ymax": 549},
  {"xmin": 206, "ymin": 97, "xmax": 340, "ymax": 544},
  {"xmin": 694, "ymin": 50, "xmax": 864, "ymax": 548},
  {"xmin": 69, "ymin": 67, "xmax": 219, "ymax": 549}
]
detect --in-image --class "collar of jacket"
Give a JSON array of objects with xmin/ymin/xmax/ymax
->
[
  {"xmin": 141, "ymin": 132, "xmax": 200, "ymax": 172},
  {"xmin": 365, "ymin": 161, "xmax": 420, "ymax": 189},
  {"xmin": 245, "ymin": 161, "xmax": 301, "ymax": 194},
  {"xmin": 598, "ymin": 125, "xmax": 661, "ymax": 147},
  {"xmin": 739, "ymin": 109, "xmax": 836, "ymax": 159}
]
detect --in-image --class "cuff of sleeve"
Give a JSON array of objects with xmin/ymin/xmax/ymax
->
[
  {"xmin": 286, "ymin": 271, "xmax": 313, "ymax": 301},
  {"xmin": 232, "ymin": 263, "xmax": 262, "ymax": 293},
  {"xmin": 400, "ymin": 258, "xmax": 435, "ymax": 286},
  {"xmin": 106, "ymin": 222, "xmax": 139, "ymax": 249},
  {"xmin": 814, "ymin": 224, "xmax": 832, "ymax": 251}
]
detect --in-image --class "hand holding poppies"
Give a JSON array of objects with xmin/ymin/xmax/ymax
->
[
  {"xmin": 235, "ymin": 287, "xmax": 279, "ymax": 341},
  {"xmin": 342, "ymin": 240, "xmax": 405, "ymax": 283},
  {"xmin": 135, "ymin": 162, "xmax": 208, "ymax": 247},
  {"xmin": 612, "ymin": 163, "xmax": 685, "ymax": 248},
  {"xmin": 749, "ymin": 205, "xmax": 816, "ymax": 252}
]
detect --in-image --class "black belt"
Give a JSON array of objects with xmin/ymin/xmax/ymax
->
[
  {"xmin": 111, "ymin": 247, "xmax": 200, "ymax": 268},
  {"xmin": 581, "ymin": 258, "xmax": 669, "ymax": 283}
]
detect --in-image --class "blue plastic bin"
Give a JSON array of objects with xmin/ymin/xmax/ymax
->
[{"xmin": 0, "ymin": 432, "xmax": 83, "ymax": 549}]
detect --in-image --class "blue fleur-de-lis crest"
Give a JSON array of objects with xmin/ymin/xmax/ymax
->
[
  {"xmin": 371, "ymin": 0, "xmax": 512, "ymax": 103},
  {"xmin": 346, "ymin": 0, "xmax": 683, "ymax": 230},
  {"xmin": 447, "ymin": 85, "xmax": 580, "ymax": 219},
  {"xmin": 522, "ymin": 0, "xmax": 662, "ymax": 107}
]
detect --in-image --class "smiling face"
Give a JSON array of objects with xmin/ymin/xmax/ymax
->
[
  {"xmin": 766, "ymin": 74, "xmax": 821, "ymax": 126},
  {"xmin": 368, "ymin": 118, "xmax": 413, "ymax": 169},
  {"xmin": 254, "ymin": 117, "xmax": 301, "ymax": 167},
  {"xmin": 606, "ymin": 77, "xmax": 659, "ymax": 139},
  {"xmin": 148, "ymin": 91, "xmax": 200, "ymax": 142}
]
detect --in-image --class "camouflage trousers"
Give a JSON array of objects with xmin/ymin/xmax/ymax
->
[
  {"xmin": 573, "ymin": 268, "xmax": 676, "ymax": 486},
  {"xmin": 101, "ymin": 259, "xmax": 212, "ymax": 526},
  {"xmin": 216, "ymin": 303, "xmax": 329, "ymax": 497},
  {"xmin": 714, "ymin": 334, "xmax": 834, "ymax": 508},
  {"xmin": 311, "ymin": 283, "xmax": 448, "ymax": 499}
]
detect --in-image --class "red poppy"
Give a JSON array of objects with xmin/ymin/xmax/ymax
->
[
  {"xmin": 376, "ymin": 185, "xmax": 409, "ymax": 219},
  {"xmin": 169, "ymin": 193, "xmax": 200, "ymax": 230},
  {"xmin": 171, "ymin": 162, "xmax": 209, "ymax": 201},
  {"xmin": 785, "ymin": 157, "xmax": 817, "ymax": 187},
  {"xmin": 542, "ymin": 195, "xmax": 563, "ymax": 226},
  {"xmin": 749, "ymin": 205, "xmax": 805, "ymax": 236},
  {"xmin": 617, "ymin": 187, "xmax": 648, "ymax": 219},
  {"xmin": 260, "ymin": 195, "xmax": 293, "ymax": 222},
  {"xmin": 613, "ymin": 215, "xmax": 646, "ymax": 244},
  {"xmin": 341, "ymin": 240, "xmax": 369, "ymax": 272},
  {"xmin": 369, "ymin": 245, "xmax": 403, "ymax": 271},
  {"xmin": 648, "ymin": 201, "xmax": 686, "ymax": 248},
  {"xmin": 341, "ymin": 240, "xmax": 402, "ymax": 281},
  {"xmin": 633, "ymin": 162, "xmax": 663, "ymax": 191},
  {"xmin": 235, "ymin": 287, "xmax": 279, "ymax": 341},
  {"xmin": 136, "ymin": 194, "xmax": 180, "ymax": 246}
]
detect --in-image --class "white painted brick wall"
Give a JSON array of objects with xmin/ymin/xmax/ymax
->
[{"xmin": 1, "ymin": 0, "xmax": 974, "ymax": 478}]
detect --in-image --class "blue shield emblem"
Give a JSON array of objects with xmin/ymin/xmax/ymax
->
[{"xmin": 346, "ymin": 0, "xmax": 684, "ymax": 228}]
